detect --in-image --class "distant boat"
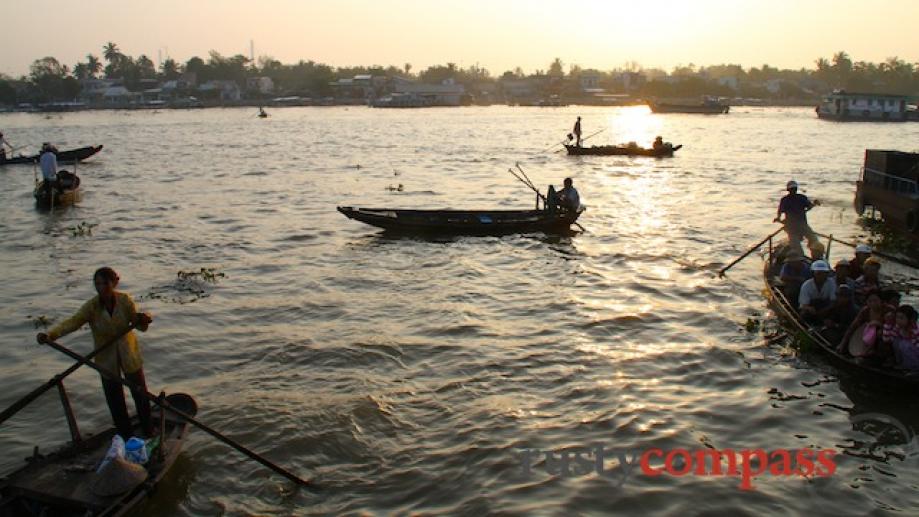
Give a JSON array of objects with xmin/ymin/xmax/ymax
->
[
  {"xmin": 564, "ymin": 143, "xmax": 682, "ymax": 157},
  {"xmin": 817, "ymin": 90, "xmax": 909, "ymax": 121},
  {"xmin": 371, "ymin": 93, "xmax": 429, "ymax": 108},
  {"xmin": 648, "ymin": 98, "xmax": 729, "ymax": 114},
  {"xmin": 337, "ymin": 207, "xmax": 582, "ymax": 235},
  {"xmin": 0, "ymin": 145, "xmax": 103, "ymax": 166}
]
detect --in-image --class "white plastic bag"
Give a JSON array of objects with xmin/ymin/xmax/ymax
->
[{"xmin": 96, "ymin": 435, "xmax": 126, "ymax": 473}]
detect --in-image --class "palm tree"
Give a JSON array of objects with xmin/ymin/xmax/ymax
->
[
  {"xmin": 103, "ymin": 42, "xmax": 122, "ymax": 65},
  {"xmin": 73, "ymin": 63, "xmax": 89, "ymax": 80},
  {"xmin": 86, "ymin": 54, "xmax": 102, "ymax": 78}
]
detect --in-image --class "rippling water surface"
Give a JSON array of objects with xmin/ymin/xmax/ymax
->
[{"xmin": 1, "ymin": 107, "xmax": 918, "ymax": 515}]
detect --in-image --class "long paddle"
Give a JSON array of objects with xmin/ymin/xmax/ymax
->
[
  {"xmin": 814, "ymin": 232, "xmax": 919, "ymax": 270},
  {"xmin": 39, "ymin": 338, "xmax": 313, "ymax": 488},
  {"xmin": 718, "ymin": 226, "xmax": 785, "ymax": 277},
  {"xmin": 554, "ymin": 128, "xmax": 605, "ymax": 153},
  {"xmin": 0, "ymin": 325, "xmax": 135, "ymax": 426}
]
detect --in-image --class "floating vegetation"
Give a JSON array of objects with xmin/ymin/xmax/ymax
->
[
  {"xmin": 386, "ymin": 184, "xmax": 404, "ymax": 192},
  {"xmin": 856, "ymin": 216, "xmax": 915, "ymax": 255},
  {"xmin": 27, "ymin": 314, "xmax": 54, "ymax": 329},
  {"xmin": 68, "ymin": 221, "xmax": 98, "ymax": 237},
  {"xmin": 743, "ymin": 317, "xmax": 760, "ymax": 333},
  {"xmin": 177, "ymin": 267, "xmax": 226, "ymax": 283},
  {"xmin": 140, "ymin": 267, "xmax": 226, "ymax": 304}
]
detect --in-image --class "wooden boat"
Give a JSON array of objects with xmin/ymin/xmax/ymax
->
[
  {"xmin": 0, "ymin": 393, "xmax": 197, "ymax": 517},
  {"xmin": 565, "ymin": 143, "xmax": 682, "ymax": 157},
  {"xmin": 1, "ymin": 145, "xmax": 103, "ymax": 166},
  {"xmin": 762, "ymin": 242, "xmax": 919, "ymax": 393},
  {"xmin": 34, "ymin": 173, "xmax": 82, "ymax": 209},
  {"xmin": 648, "ymin": 101, "xmax": 729, "ymax": 114},
  {"xmin": 337, "ymin": 206, "xmax": 583, "ymax": 235}
]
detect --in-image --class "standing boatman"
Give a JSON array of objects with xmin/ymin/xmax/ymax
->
[
  {"xmin": 774, "ymin": 179, "xmax": 821, "ymax": 257},
  {"xmin": 0, "ymin": 131, "xmax": 12, "ymax": 161},
  {"xmin": 39, "ymin": 143, "xmax": 59, "ymax": 199},
  {"xmin": 572, "ymin": 117, "xmax": 582, "ymax": 147}
]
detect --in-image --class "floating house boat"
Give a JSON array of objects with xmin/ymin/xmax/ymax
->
[{"xmin": 817, "ymin": 91, "xmax": 910, "ymax": 121}]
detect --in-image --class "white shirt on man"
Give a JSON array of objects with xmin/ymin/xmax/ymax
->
[
  {"xmin": 39, "ymin": 151, "xmax": 58, "ymax": 181},
  {"xmin": 799, "ymin": 277, "xmax": 837, "ymax": 307}
]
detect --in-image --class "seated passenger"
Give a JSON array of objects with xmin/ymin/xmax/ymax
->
[
  {"xmin": 556, "ymin": 178, "xmax": 581, "ymax": 212},
  {"xmin": 799, "ymin": 260, "xmax": 836, "ymax": 322},
  {"xmin": 884, "ymin": 305, "xmax": 919, "ymax": 372},
  {"xmin": 849, "ymin": 244, "xmax": 872, "ymax": 280},
  {"xmin": 838, "ymin": 290, "xmax": 890, "ymax": 359},
  {"xmin": 779, "ymin": 249, "xmax": 811, "ymax": 307},
  {"xmin": 808, "ymin": 241, "xmax": 826, "ymax": 261},
  {"xmin": 822, "ymin": 284, "xmax": 859, "ymax": 345},
  {"xmin": 833, "ymin": 259, "xmax": 856, "ymax": 290},
  {"xmin": 854, "ymin": 258, "xmax": 882, "ymax": 307},
  {"xmin": 880, "ymin": 289, "xmax": 901, "ymax": 310}
]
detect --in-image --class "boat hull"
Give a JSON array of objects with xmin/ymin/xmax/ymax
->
[
  {"xmin": 34, "ymin": 179, "xmax": 82, "ymax": 209},
  {"xmin": 565, "ymin": 144, "xmax": 681, "ymax": 157},
  {"xmin": 0, "ymin": 393, "xmax": 197, "ymax": 517},
  {"xmin": 338, "ymin": 207, "xmax": 582, "ymax": 235},
  {"xmin": 649, "ymin": 102, "xmax": 729, "ymax": 114},
  {"xmin": 763, "ymin": 248, "xmax": 919, "ymax": 393},
  {"xmin": 1, "ymin": 145, "xmax": 103, "ymax": 166}
]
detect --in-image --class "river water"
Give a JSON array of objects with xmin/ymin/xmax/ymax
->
[{"xmin": 1, "ymin": 106, "xmax": 918, "ymax": 516}]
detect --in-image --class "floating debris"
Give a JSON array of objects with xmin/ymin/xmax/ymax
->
[
  {"xmin": 386, "ymin": 184, "xmax": 404, "ymax": 192},
  {"xmin": 27, "ymin": 315, "xmax": 54, "ymax": 329},
  {"xmin": 67, "ymin": 221, "xmax": 98, "ymax": 237},
  {"xmin": 140, "ymin": 268, "xmax": 226, "ymax": 304}
]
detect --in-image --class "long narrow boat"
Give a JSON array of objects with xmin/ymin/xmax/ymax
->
[
  {"xmin": 337, "ymin": 206, "xmax": 583, "ymax": 235},
  {"xmin": 565, "ymin": 144, "xmax": 682, "ymax": 157},
  {"xmin": 1, "ymin": 145, "xmax": 104, "ymax": 166},
  {"xmin": 0, "ymin": 393, "xmax": 197, "ymax": 517},
  {"xmin": 648, "ymin": 101, "xmax": 729, "ymax": 114},
  {"xmin": 34, "ymin": 175, "xmax": 82, "ymax": 209},
  {"xmin": 762, "ymin": 242, "xmax": 919, "ymax": 393}
]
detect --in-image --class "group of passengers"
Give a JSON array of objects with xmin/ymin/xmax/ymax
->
[{"xmin": 774, "ymin": 179, "xmax": 918, "ymax": 373}]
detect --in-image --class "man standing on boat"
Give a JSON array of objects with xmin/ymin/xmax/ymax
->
[
  {"xmin": 0, "ymin": 131, "xmax": 12, "ymax": 161},
  {"xmin": 38, "ymin": 143, "xmax": 59, "ymax": 198},
  {"xmin": 774, "ymin": 180, "xmax": 820, "ymax": 256},
  {"xmin": 573, "ymin": 117, "xmax": 582, "ymax": 147}
]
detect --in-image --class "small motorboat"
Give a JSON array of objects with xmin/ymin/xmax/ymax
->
[
  {"xmin": 564, "ymin": 143, "xmax": 682, "ymax": 157},
  {"xmin": 1, "ymin": 145, "xmax": 104, "ymax": 166},
  {"xmin": 337, "ymin": 206, "xmax": 583, "ymax": 235}
]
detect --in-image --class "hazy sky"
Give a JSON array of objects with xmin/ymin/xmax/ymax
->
[{"xmin": 2, "ymin": 0, "xmax": 918, "ymax": 77}]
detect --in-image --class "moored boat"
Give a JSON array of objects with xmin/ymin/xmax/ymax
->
[
  {"xmin": 0, "ymin": 393, "xmax": 197, "ymax": 517},
  {"xmin": 337, "ymin": 206, "xmax": 583, "ymax": 235},
  {"xmin": 648, "ymin": 98, "xmax": 729, "ymax": 114},
  {"xmin": 1, "ymin": 145, "xmax": 104, "ymax": 166},
  {"xmin": 565, "ymin": 143, "xmax": 682, "ymax": 157},
  {"xmin": 762, "ymin": 240, "xmax": 919, "ymax": 393},
  {"xmin": 854, "ymin": 149, "xmax": 919, "ymax": 234}
]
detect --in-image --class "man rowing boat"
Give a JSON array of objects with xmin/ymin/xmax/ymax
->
[{"xmin": 774, "ymin": 180, "xmax": 821, "ymax": 257}]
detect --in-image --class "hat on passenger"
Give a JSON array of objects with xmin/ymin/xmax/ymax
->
[
  {"xmin": 786, "ymin": 180, "xmax": 798, "ymax": 190},
  {"xmin": 838, "ymin": 284, "xmax": 853, "ymax": 296},
  {"xmin": 835, "ymin": 259, "xmax": 850, "ymax": 267},
  {"xmin": 811, "ymin": 260, "xmax": 831, "ymax": 272},
  {"xmin": 855, "ymin": 244, "xmax": 872, "ymax": 254}
]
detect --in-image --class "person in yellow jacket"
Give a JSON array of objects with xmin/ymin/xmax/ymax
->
[{"xmin": 37, "ymin": 267, "xmax": 154, "ymax": 439}]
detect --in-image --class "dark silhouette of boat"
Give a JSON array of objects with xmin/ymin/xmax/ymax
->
[
  {"xmin": 648, "ymin": 100, "xmax": 729, "ymax": 114},
  {"xmin": 1, "ymin": 145, "xmax": 103, "ymax": 166},
  {"xmin": 0, "ymin": 393, "xmax": 197, "ymax": 517},
  {"xmin": 565, "ymin": 143, "xmax": 682, "ymax": 157},
  {"xmin": 337, "ymin": 207, "xmax": 583, "ymax": 235}
]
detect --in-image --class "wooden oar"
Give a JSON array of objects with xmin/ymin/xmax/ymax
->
[
  {"xmin": 0, "ymin": 325, "xmax": 135, "ymax": 426},
  {"xmin": 39, "ymin": 338, "xmax": 314, "ymax": 488},
  {"xmin": 814, "ymin": 232, "xmax": 919, "ymax": 270},
  {"xmin": 718, "ymin": 226, "xmax": 785, "ymax": 277}
]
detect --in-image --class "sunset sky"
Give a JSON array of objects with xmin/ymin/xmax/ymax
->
[{"xmin": 2, "ymin": 0, "xmax": 918, "ymax": 77}]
